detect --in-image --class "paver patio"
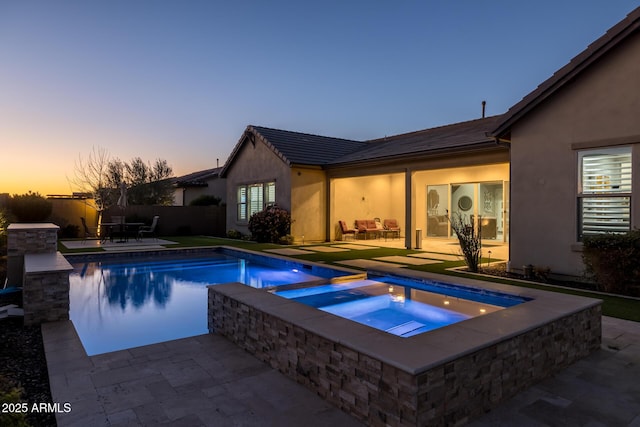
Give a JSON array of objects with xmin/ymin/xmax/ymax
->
[
  {"xmin": 43, "ymin": 321, "xmax": 363, "ymax": 427},
  {"xmin": 43, "ymin": 316, "xmax": 640, "ymax": 426}
]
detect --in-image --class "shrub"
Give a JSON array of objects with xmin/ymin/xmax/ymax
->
[
  {"xmin": 59, "ymin": 224, "xmax": 80, "ymax": 239},
  {"xmin": 583, "ymin": 230, "xmax": 640, "ymax": 296},
  {"xmin": 226, "ymin": 229, "xmax": 243, "ymax": 239},
  {"xmin": 9, "ymin": 192, "xmax": 52, "ymax": 222},
  {"xmin": 278, "ymin": 234, "xmax": 294, "ymax": 245},
  {"xmin": 0, "ymin": 208, "xmax": 11, "ymax": 255},
  {"xmin": 248, "ymin": 205, "xmax": 292, "ymax": 244},
  {"xmin": 0, "ymin": 375, "xmax": 28, "ymax": 427},
  {"xmin": 446, "ymin": 211, "xmax": 481, "ymax": 273},
  {"xmin": 189, "ymin": 195, "xmax": 221, "ymax": 206}
]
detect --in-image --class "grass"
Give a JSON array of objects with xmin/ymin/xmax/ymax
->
[{"xmin": 58, "ymin": 235, "xmax": 640, "ymax": 322}]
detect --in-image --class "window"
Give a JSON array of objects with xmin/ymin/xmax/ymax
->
[
  {"xmin": 236, "ymin": 181, "xmax": 276, "ymax": 221},
  {"xmin": 578, "ymin": 147, "xmax": 632, "ymax": 238},
  {"xmin": 237, "ymin": 186, "xmax": 247, "ymax": 221}
]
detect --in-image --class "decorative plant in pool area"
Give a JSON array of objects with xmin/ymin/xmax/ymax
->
[
  {"xmin": 582, "ymin": 229, "xmax": 640, "ymax": 296},
  {"xmin": 248, "ymin": 205, "xmax": 293, "ymax": 244},
  {"xmin": 446, "ymin": 210, "xmax": 482, "ymax": 273}
]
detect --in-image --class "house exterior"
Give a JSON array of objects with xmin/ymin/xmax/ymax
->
[
  {"xmin": 172, "ymin": 167, "xmax": 225, "ymax": 206},
  {"xmin": 221, "ymin": 119, "xmax": 510, "ymax": 247},
  {"xmin": 220, "ymin": 6, "xmax": 639, "ymax": 280},
  {"xmin": 221, "ymin": 126, "xmax": 367, "ymax": 241},
  {"xmin": 492, "ymin": 6, "xmax": 640, "ymax": 278}
]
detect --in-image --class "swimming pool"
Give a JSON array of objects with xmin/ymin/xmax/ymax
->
[
  {"xmin": 68, "ymin": 249, "xmax": 356, "ymax": 355},
  {"xmin": 275, "ymin": 276, "xmax": 528, "ymax": 337}
]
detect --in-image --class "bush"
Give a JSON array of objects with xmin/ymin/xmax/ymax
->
[
  {"xmin": 446, "ymin": 211, "xmax": 481, "ymax": 273},
  {"xmin": 583, "ymin": 230, "xmax": 640, "ymax": 296},
  {"xmin": 248, "ymin": 205, "xmax": 292, "ymax": 244},
  {"xmin": 59, "ymin": 224, "xmax": 80, "ymax": 239},
  {"xmin": 189, "ymin": 195, "xmax": 221, "ymax": 206},
  {"xmin": 0, "ymin": 375, "xmax": 28, "ymax": 427},
  {"xmin": 226, "ymin": 229, "xmax": 243, "ymax": 239},
  {"xmin": 9, "ymin": 192, "xmax": 52, "ymax": 222},
  {"xmin": 278, "ymin": 234, "xmax": 294, "ymax": 245},
  {"xmin": 0, "ymin": 208, "xmax": 11, "ymax": 255}
]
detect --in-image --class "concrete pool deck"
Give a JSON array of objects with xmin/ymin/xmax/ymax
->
[{"xmin": 43, "ymin": 316, "xmax": 640, "ymax": 426}]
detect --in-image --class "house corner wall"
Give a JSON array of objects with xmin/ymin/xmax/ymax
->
[{"xmin": 509, "ymin": 31, "xmax": 640, "ymax": 277}]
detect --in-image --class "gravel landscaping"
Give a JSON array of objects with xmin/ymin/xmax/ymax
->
[{"xmin": 0, "ymin": 317, "xmax": 56, "ymax": 427}]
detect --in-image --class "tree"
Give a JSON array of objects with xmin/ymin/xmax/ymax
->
[
  {"xmin": 124, "ymin": 158, "xmax": 174, "ymax": 205},
  {"xmin": 189, "ymin": 195, "xmax": 221, "ymax": 206},
  {"xmin": 68, "ymin": 146, "xmax": 115, "ymax": 217},
  {"xmin": 10, "ymin": 192, "xmax": 52, "ymax": 222},
  {"xmin": 70, "ymin": 147, "xmax": 175, "ymax": 211}
]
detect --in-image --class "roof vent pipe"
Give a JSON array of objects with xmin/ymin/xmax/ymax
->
[
  {"xmin": 482, "ymin": 100, "xmax": 486, "ymax": 118},
  {"xmin": 217, "ymin": 158, "xmax": 219, "ymax": 168}
]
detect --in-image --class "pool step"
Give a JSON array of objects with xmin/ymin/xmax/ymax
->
[{"xmin": 386, "ymin": 320, "xmax": 426, "ymax": 336}]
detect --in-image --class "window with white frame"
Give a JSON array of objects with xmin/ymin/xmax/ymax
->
[
  {"xmin": 578, "ymin": 147, "xmax": 632, "ymax": 238},
  {"xmin": 236, "ymin": 181, "xmax": 276, "ymax": 222}
]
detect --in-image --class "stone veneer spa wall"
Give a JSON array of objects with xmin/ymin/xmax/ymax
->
[{"xmin": 208, "ymin": 277, "xmax": 601, "ymax": 426}]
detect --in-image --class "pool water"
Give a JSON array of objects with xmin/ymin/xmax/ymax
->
[
  {"xmin": 69, "ymin": 253, "xmax": 326, "ymax": 355},
  {"xmin": 275, "ymin": 278, "xmax": 524, "ymax": 337}
]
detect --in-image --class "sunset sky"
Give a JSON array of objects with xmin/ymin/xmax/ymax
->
[{"xmin": 1, "ymin": 1, "xmax": 637, "ymax": 196}]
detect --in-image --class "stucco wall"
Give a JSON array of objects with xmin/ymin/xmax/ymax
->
[
  {"xmin": 331, "ymin": 173, "xmax": 405, "ymax": 240},
  {"xmin": 225, "ymin": 138, "xmax": 291, "ymax": 235},
  {"xmin": 510, "ymin": 31, "xmax": 640, "ymax": 277},
  {"xmin": 175, "ymin": 178, "xmax": 227, "ymax": 206},
  {"xmin": 290, "ymin": 167, "xmax": 326, "ymax": 242},
  {"xmin": 49, "ymin": 197, "xmax": 99, "ymax": 234}
]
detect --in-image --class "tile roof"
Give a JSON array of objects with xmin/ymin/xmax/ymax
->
[
  {"xmin": 250, "ymin": 126, "xmax": 367, "ymax": 165},
  {"xmin": 329, "ymin": 115, "xmax": 504, "ymax": 165},
  {"xmin": 222, "ymin": 116, "xmax": 506, "ymax": 176},
  {"xmin": 493, "ymin": 6, "xmax": 640, "ymax": 137},
  {"xmin": 174, "ymin": 167, "xmax": 221, "ymax": 187}
]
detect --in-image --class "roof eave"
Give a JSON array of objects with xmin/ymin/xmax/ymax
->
[{"xmin": 327, "ymin": 140, "xmax": 506, "ymax": 168}]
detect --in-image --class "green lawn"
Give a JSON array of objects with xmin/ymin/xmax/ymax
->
[{"xmin": 58, "ymin": 235, "xmax": 640, "ymax": 322}]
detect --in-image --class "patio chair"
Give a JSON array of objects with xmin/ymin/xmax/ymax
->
[
  {"xmin": 138, "ymin": 216, "xmax": 159, "ymax": 240},
  {"xmin": 80, "ymin": 217, "xmax": 99, "ymax": 243},
  {"xmin": 338, "ymin": 220, "xmax": 357, "ymax": 241},
  {"xmin": 383, "ymin": 219, "xmax": 401, "ymax": 239}
]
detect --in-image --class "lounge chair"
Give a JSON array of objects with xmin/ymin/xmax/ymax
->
[
  {"xmin": 338, "ymin": 220, "xmax": 357, "ymax": 241},
  {"xmin": 138, "ymin": 216, "xmax": 159, "ymax": 240}
]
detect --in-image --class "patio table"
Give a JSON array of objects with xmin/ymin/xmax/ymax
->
[{"xmin": 101, "ymin": 222, "xmax": 144, "ymax": 243}]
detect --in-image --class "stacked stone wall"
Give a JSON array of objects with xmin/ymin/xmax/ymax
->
[
  {"xmin": 23, "ymin": 269, "xmax": 70, "ymax": 325},
  {"xmin": 209, "ymin": 285, "xmax": 601, "ymax": 426},
  {"xmin": 7, "ymin": 224, "xmax": 72, "ymax": 325},
  {"xmin": 7, "ymin": 226, "xmax": 58, "ymax": 255}
]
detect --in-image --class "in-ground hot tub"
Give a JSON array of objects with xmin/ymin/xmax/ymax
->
[{"xmin": 208, "ymin": 264, "xmax": 601, "ymax": 426}]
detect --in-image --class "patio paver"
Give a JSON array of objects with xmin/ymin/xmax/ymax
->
[
  {"xmin": 263, "ymin": 248, "xmax": 316, "ymax": 256},
  {"xmin": 305, "ymin": 246, "xmax": 350, "ymax": 252},
  {"xmin": 373, "ymin": 255, "xmax": 443, "ymax": 265},
  {"xmin": 408, "ymin": 252, "xmax": 462, "ymax": 261},
  {"xmin": 43, "ymin": 321, "xmax": 363, "ymax": 427},
  {"xmin": 332, "ymin": 244, "xmax": 380, "ymax": 250},
  {"xmin": 336, "ymin": 259, "xmax": 406, "ymax": 269}
]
